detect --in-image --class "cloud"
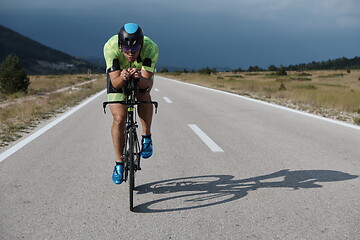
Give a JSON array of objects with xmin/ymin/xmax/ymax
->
[
  {"xmin": 0, "ymin": 0, "xmax": 112, "ymax": 10},
  {"xmin": 336, "ymin": 16, "xmax": 360, "ymax": 27},
  {"xmin": 308, "ymin": 0, "xmax": 360, "ymax": 27},
  {"xmin": 1, "ymin": 0, "xmax": 358, "ymax": 68},
  {"xmin": 2, "ymin": 0, "xmax": 359, "ymax": 29},
  {"xmin": 147, "ymin": 0, "xmax": 360, "ymax": 29}
]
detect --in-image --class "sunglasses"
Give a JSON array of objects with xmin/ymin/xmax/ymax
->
[{"xmin": 121, "ymin": 44, "xmax": 141, "ymax": 54}]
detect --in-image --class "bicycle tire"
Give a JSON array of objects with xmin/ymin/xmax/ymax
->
[{"xmin": 128, "ymin": 129, "xmax": 135, "ymax": 211}]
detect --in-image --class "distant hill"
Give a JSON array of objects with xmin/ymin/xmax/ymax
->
[
  {"xmin": 0, "ymin": 25, "xmax": 103, "ymax": 74},
  {"xmin": 285, "ymin": 56, "xmax": 360, "ymax": 71},
  {"xmin": 156, "ymin": 63, "xmax": 189, "ymax": 72},
  {"xmin": 80, "ymin": 56, "xmax": 105, "ymax": 68}
]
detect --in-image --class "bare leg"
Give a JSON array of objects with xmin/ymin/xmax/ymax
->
[
  {"xmin": 136, "ymin": 79, "xmax": 154, "ymax": 136},
  {"xmin": 109, "ymin": 104, "xmax": 127, "ymax": 162},
  {"xmin": 136, "ymin": 91, "xmax": 153, "ymax": 136}
]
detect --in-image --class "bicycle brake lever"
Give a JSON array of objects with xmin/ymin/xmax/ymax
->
[
  {"xmin": 154, "ymin": 102, "xmax": 158, "ymax": 114},
  {"xmin": 103, "ymin": 102, "xmax": 107, "ymax": 114}
]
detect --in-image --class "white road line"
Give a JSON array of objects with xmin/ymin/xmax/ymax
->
[
  {"xmin": 163, "ymin": 97, "xmax": 172, "ymax": 103},
  {"xmin": 0, "ymin": 89, "xmax": 107, "ymax": 163},
  {"xmin": 188, "ymin": 124, "xmax": 224, "ymax": 152},
  {"xmin": 154, "ymin": 88, "xmax": 159, "ymax": 92},
  {"xmin": 158, "ymin": 76, "xmax": 360, "ymax": 131}
]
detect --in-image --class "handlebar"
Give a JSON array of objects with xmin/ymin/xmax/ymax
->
[{"xmin": 103, "ymin": 101, "xmax": 158, "ymax": 114}]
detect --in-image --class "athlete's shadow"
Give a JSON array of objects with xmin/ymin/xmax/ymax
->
[{"xmin": 133, "ymin": 169, "xmax": 358, "ymax": 213}]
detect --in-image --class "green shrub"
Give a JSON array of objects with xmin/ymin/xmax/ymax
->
[
  {"xmin": 248, "ymin": 66, "xmax": 263, "ymax": 72},
  {"xmin": 353, "ymin": 117, "xmax": 360, "ymax": 125},
  {"xmin": 297, "ymin": 72, "xmax": 312, "ymax": 77},
  {"xmin": 0, "ymin": 54, "xmax": 30, "ymax": 94},
  {"xmin": 319, "ymin": 73, "xmax": 344, "ymax": 78},
  {"xmin": 279, "ymin": 82, "xmax": 286, "ymax": 91},
  {"xmin": 296, "ymin": 84, "xmax": 317, "ymax": 90},
  {"xmin": 198, "ymin": 67, "xmax": 217, "ymax": 74},
  {"xmin": 233, "ymin": 67, "xmax": 244, "ymax": 73},
  {"xmin": 226, "ymin": 75, "xmax": 243, "ymax": 78},
  {"xmin": 290, "ymin": 77, "xmax": 312, "ymax": 81},
  {"xmin": 276, "ymin": 66, "xmax": 287, "ymax": 76}
]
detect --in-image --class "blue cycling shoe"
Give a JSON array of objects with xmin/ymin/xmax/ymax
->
[
  {"xmin": 140, "ymin": 136, "xmax": 153, "ymax": 159},
  {"xmin": 112, "ymin": 163, "xmax": 124, "ymax": 184}
]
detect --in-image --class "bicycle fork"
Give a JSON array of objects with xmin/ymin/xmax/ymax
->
[{"xmin": 125, "ymin": 121, "xmax": 141, "ymax": 171}]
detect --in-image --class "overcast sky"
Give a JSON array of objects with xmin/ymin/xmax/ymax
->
[{"xmin": 1, "ymin": 0, "xmax": 359, "ymax": 69}]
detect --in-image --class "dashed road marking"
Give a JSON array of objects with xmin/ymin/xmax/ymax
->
[
  {"xmin": 163, "ymin": 97, "xmax": 172, "ymax": 103},
  {"xmin": 188, "ymin": 124, "xmax": 224, "ymax": 152},
  {"xmin": 158, "ymin": 76, "xmax": 360, "ymax": 131}
]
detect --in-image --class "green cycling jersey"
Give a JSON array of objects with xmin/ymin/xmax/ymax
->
[{"xmin": 103, "ymin": 35, "xmax": 159, "ymax": 73}]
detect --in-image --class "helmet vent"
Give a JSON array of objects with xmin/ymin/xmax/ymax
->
[
  {"xmin": 125, "ymin": 38, "xmax": 137, "ymax": 46},
  {"xmin": 118, "ymin": 23, "xmax": 144, "ymax": 47}
]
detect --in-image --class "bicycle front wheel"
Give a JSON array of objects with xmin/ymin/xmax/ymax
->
[{"xmin": 128, "ymin": 129, "xmax": 135, "ymax": 211}]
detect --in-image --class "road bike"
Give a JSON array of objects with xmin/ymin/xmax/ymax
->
[{"xmin": 103, "ymin": 76, "xmax": 158, "ymax": 211}]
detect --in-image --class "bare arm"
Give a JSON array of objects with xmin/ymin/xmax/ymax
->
[
  {"xmin": 128, "ymin": 68, "xmax": 154, "ymax": 89},
  {"xmin": 108, "ymin": 69, "xmax": 132, "ymax": 89}
]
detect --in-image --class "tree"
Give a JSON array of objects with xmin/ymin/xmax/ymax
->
[
  {"xmin": 233, "ymin": 67, "xmax": 244, "ymax": 73},
  {"xmin": 276, "ymin": 65, "xmax": 287, "ymax": 76},
  {"xmin": 268, "ymin": 65, "xmax": 278, "ymax": 71},
  {"xmin": 247, "ymin": 66, "xmax": 263, "ymax": 72},
  {"xmin": 198, "ymin": 67, "xmax": 217, "ymax": 74},
  {"xmin": 0, "ymin": 54, "xmax": 30, "ymax": 94}
]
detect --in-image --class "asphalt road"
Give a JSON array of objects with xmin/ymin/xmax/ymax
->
[{"xmin": 1, "ymin": 76, "xmax": 360, "ymax": 240}]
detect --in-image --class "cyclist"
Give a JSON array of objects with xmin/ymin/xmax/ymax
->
[{"xmin": 103, "ymin": 23, "xmax": 159, "ymax": 184}]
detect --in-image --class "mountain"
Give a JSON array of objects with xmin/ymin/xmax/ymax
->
[
  {"xmin": 0, "ymin": 25, "xmax": 103, "ymax": 74},
  {"xmin": 80, "ymin": 56, "xmax": 105, "ymax": 68}
]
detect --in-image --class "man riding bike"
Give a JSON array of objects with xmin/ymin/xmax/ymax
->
[{"xmin": 103, "ymin": 23, "xmax": 159, "ymax": 184}]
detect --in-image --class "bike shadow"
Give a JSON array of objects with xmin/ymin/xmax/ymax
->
[{"xmin": 133, "ymin": 169, "xmax": 358, "ymax": 213}]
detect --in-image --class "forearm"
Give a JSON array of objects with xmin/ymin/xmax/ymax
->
[
  {"xmin": 109, "ymin": 70, "xmax": 126, "ymax": 89},
  {"xmin": 137, "ymin": 69, "xmax": 153, "ymax": 89},
  {"xmin": 138, "ymin": 76, "xmax": 151, "ymax": 89},
  {"xmin": 111, "ymin": 75, "xmax": 126, "ymax": 89},
  {"xmin": 112, "ymin": 68, "xmax": 153, "ymax": 89}
]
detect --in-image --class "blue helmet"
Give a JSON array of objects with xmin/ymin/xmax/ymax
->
[{"xmin": 118, "ymin": 23, "xmax": 144, "ymax": 47}]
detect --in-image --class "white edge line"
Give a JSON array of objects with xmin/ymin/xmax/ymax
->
[
  {"xmin": 188, "ymin": 124, "xmax": 224, "ymax": 152},
  {"xmin": 157, "ymin": 76, "xmax": 360, "ymax": 131},
  {"xmin": 0, "ymin": 89, "xmax": 107, "ymax": 163},
  {"xmin": 163, "ymin": 97, "xmax": 172, "ymax": 103}
]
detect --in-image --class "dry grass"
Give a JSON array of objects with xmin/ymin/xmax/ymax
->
[
  {"xmin": 159, "ymin": 70, "xmax": 360, "ymax": 124},
  {"xmin": 0, "ymin": 75, "xmax": 96, "ymax": 101},
  {"xmin": 0, "ymin": 74, "xmax": 106, "ymax": 147}
]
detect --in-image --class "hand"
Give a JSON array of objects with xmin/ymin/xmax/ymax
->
[
  {"xmin": 128, "ymin": 68, "xmax": 141, "ymax": 79},
  {"xmin": 120, "ymin": 70, "xmax": 131, "ymax": 82}
]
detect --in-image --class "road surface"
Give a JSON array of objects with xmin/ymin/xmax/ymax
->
[{"xmin": 1, "ymin": 76, "xmax": 359, "ymax": 239}]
